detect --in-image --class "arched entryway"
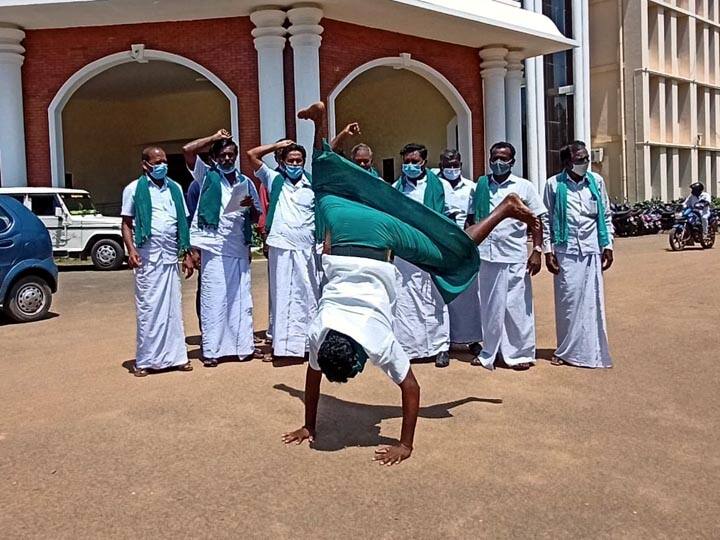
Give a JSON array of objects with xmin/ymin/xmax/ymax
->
[
  {"xmin": 48, "ymin": 49, "xmax": 239, "ymax": 214},
  {"xmin": 328, "ymin": 56, "xmax": 473, "ymax": 181}
]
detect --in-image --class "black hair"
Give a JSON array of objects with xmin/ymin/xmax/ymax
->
[
  {"xmin": 489, "ymin": 141, "xmax": 516, "ymax": 159},
  {"xmin": 400, "ymin": 143, "xmax": 428, "ymax": 160},
  {"xmin": 209, "ymin": 138, "xmax": 239, "ymax": 158},
  {"xmin": 280, "ymin": 143, "xmax": 307, "ymax": 162},
  {"xmin": 559, "ymin": 140, "xmax": 587, "ymax": 164},
  {"xmin": 317, "ymin": 330, "xmax": 367, "ymax": 383},
  {"xmin": 141, "ymin": 146, "xmax": 164, "ymax": 162},
  {"xmin": 440, "ymin": 148, "xmax": 461, "ymax": 163},
  {"xmin": 351, "ymin": 143, "xmax": 373, "ymax": 158}
]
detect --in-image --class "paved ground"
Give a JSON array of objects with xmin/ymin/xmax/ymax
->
[{"xmin": 1, "ymin": 234, "xmax": 719, "ymax": 538}]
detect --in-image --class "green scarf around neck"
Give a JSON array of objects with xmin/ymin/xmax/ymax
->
[
  {"xmin": 553, "ymin": 170, "xmax": 610, "ymax": 248},
  {"xmin": 197, "ymin": 168, "xmax": 252, "ymax": 245},
  {"xmin": 393, "ymin": 169, "xmax": 445, "ymax": 214},
  {"xmin": 265, "ymin": 169, "xmax": 324, "ymax": 243},
  {"xmin": 133, "ymin": 175, "xmax": 190, "ymax": 256},
  {"xmin": 474, "ymin": 175, "xmax": 491, "ymax": 219}
]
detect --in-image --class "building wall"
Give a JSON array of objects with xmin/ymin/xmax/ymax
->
[
  {"xmin": 334, "ymin": 67, "xmax": 456, "ymax": 179},
  {"xmin": 63, "ymin": 89, "xmax": 229, "ymax": 209},
  {"xmin": 21, "ymin": 17, "xmax": 259, "ymax": 186},
  {"xmin": 320, "ymin": 19, "xmax": 485, "ymax": 177}
]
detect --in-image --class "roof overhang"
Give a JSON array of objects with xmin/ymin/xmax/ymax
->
[{"xmin": 0, "ymin": 0, "xmax": 574, "ymax": 57}]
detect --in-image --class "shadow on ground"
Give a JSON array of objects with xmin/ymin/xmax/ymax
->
[{"xmin": 275, "ymin": 383, "xmax": 502, "ymax": 451}]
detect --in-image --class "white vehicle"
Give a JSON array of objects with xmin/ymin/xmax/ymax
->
[{"xmin": 0, "ymin": 187, "xmax": 126, "ymax": 270}]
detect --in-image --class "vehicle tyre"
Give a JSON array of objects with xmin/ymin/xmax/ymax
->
[
  {"xmin": 91, "ymin": 238, "xmax": 124, "ymax": 270},
  {"xmin": 669, "ymin": 229, "xmax": 685, "ymax": 251},
  {"xmin": 4, "ymin": 275, "xmax": 52, "ymax": 323},
  {"xmin": 701, "ymin": 230, "xmax": 716, "ymax": 249}
]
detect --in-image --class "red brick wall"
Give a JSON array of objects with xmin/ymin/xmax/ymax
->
[
  {"xmin": 22, "ymin": 17, "xmax": 259, "ymax": 186},
  {"xmin": 320, "ymin": 19, "xmax": 485, "ymax": 177}
]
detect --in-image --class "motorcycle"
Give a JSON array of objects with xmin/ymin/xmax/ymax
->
[{"xmin": 668, "ymin": 203, "xmax": 717, "ymax": 250}]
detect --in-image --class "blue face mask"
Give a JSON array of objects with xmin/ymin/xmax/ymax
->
[
  {"xmin": 489, "ymin": 159, "xmax": 512, "ymax": 177},
  {"xmin": 148, "ymin": 162, "xmax": 168, "ymax": 181},
  {"xmin": 285, "ymin": 165, "xmax": 304, "ymax": 180},
  {"xmin": 442, "ymin": 167, "xmax": 462, "ymax": 181},
  {"xmin": 219, "ymin": 162, "xmax": 236, "ymax": 174},
  {"xmin": 402, "ymin": 163, "xmax": 424, "ymax": 179}
]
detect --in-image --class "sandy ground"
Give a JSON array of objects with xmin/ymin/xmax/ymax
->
[{"xmin": 1, "ymin": 234, "xmax": 719, "ymax": 539}]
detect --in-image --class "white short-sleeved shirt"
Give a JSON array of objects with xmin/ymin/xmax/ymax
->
[
  {"xmin": 468, "ymin": 174, "xmax": 547, "ymax": 264},
  {"xmin": 121, "ymin": 178, "xmax": 189, "ymax": 265},
  {"xmin": 439, "ymin": 176, "xmax": 475, "ymax": 228},
  {"xmin": 253, "ymin": 163, "xmax": 315, "ymax": 251},
  {"xmin": 188, "ymin": 158, "xmax": 262, "ymax": 258},
  {"xmin": 308, "ymin": 255, "xmax": 410, "ymax": 385},
  {"xmin": 544, "ymin": 172, "xmax": 614, "ymax": 256}
]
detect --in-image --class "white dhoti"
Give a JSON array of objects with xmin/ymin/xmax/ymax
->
[
  {"xmin": 554, "ymin": 252, "xmax": 612, "ymax": 368},
  {"xmin": 268, "ymin": 246, "xmax": 320, "ymax": 357},
  {"xmin": 393, "ymin": 257, "xmax": 450, "ymax": 359},
  {"xmin": 134, "ymin": 261, "xmax": 188, "ymax": 370},
  {"xmin": 448, "ymin": 275, "xmax": 482, "ymax": 344},
  {"xmin": 478, "ymin": 260, "xmax": 536, "ymax": 368},
  {"xmin": 200, "ymin": 251, "xmax": 254, "ymax": 359}
]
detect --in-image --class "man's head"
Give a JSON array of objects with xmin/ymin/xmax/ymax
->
[
  {"xmin": 351, "ymin": 143, "xmax": 374, "ymax": 170},
  {"xmin": 489, "ymin": 142, "xmax": 516, "ymax": 177},
  {"xmin": 691, "ymin": 182, "xmax": 705, "ymax": 197},
  {"xmin": 317, "ymin": 330, "xmax": 368, "ymax": 383},
  {"xmin": 274, "ymin": 138, "xmax": 289, "ymax": 169},
  {"xmin": 440, "ymin": 149, "xmax": 462, "ymax": 181},
  {"xmin": 279, "ymin": 143, "xmax": 307, "ymax": 181},
  {"xmin": 210, "ymin": 138, "xmax": 239, "ymax": 173},
  {"xmin": 400, "ymin": 143, "xmax": 427, "ymax": 180},
  {"xmin": 560, "ymin": 140, "xmax": 589, "ymax": 177},
  {"xmin": 142, "ymin": 146, "xmax": 168, "ymax": 181}
]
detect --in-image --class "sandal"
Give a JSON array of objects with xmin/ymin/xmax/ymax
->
[
  {"xmin": 253, "ymin": 348, "xmax": 264, "ymax": 359},
  {"xmin": 202, "ymin": 358, "xmax": 218, "ymax": 368},
  {"xmin": 178, "ymin": 362, "xmax": 193, "ymax": 372},
  {"xmin": 511, "ymin": 362, "xmax": 533, "ymax": 371},
  {"xmin": 133, "ymin": 366, "xmax": 149, "ymax": 377},
  {"xmin": 551, "ymin": 356, "xmax": 566, "ymax": 366}
]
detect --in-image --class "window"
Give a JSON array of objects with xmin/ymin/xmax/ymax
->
[
  {"xmin": 0, "ymin": 206, "xmax": 12, "ymax": 234},
  {"xmin": 29, "ymin": 195, "xmax": 59, "ymax": 216}
]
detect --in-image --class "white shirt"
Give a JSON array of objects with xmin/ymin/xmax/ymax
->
[
  {"xmin": 254, "ymin": 163, "xmax": 315, "ymax": 251},
  {"xmin": 468, "ymin": 174, "xmax": 547, "ymax": 264},
  {"xmin": 544, "ymin": 172, "xmax": 614, "ymax": 256},
  {"xmin": 395, "ymin": 173, "xmax": 452, "ymax": 217},
  {"xmin": 308, "ymin": 255, "xmax": 410, "ymax": 384},
  {"xmin": 121, "ymin": 178, "xmax": 189, "ymax": 265},
  {"xmin": 188, "ymin": 158, "xmax": 262, "ymax": 258},
  {"xmin": 439, "ymin": 175, "xmax": 475, "ymax": 228},
  {"xmin": 684, "ymin": 192, "xmax": 712, "ymax": 214}
]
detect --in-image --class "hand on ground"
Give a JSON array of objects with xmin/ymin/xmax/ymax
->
[
  {"xmin": 282, "ymin": 426, "xmax": 314, "ymax": 445},
  {"xmin": 373, "ymin": 444, "xmax": 412, "ymax": 466}
]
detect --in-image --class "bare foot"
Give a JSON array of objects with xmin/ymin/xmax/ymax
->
[
  {"xmin": 298, "ymin": 101, "xmax": 326, "ymax": 121},
  {"xmin": 501, "ymin": 193, "xmax": 538, "ymax": 228}
]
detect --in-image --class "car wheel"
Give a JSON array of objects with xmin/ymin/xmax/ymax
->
[
  {"xmin": 4, "ymin": 275, "xmax": 52, "ymax": 323},
  {"xmin": 91, "ymin": 238, "xmax": 124, "ymax": 270}
]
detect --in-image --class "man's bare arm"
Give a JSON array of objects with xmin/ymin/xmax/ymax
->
[
  {"xmin": 374, "ymin": 368, "xmax": 420, "ymax": 466},
  {"xmin": 246, "ymin": 140, "xmax": 293, "ymax": 171},
  {"xmin": 330, "ymin": 122, "xmax": 360, "ymax": 152},
  {"xmin": 282, "ymin": 365, "xmax": 322, "ymax": 445},
  {"xmin": 465, "ymin": 194, "xmax": 539, "ymax": 246},
  {"xmin": 121, "ymin": 216, "xmax": 141, "ymax": 268},
  {"xmin": 182, "ymin": 129, "xmax": 230, "ymax": 169}
]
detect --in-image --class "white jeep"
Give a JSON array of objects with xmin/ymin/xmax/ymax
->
[{"xmin": 0, "ymin": 187, "xmax": 126, "ymax": 270}]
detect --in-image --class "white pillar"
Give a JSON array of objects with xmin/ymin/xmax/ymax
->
[
  {"xmin": 0, "ymin": 25, "xmax": 27, "ymax": 187},
  {"xmin": 572, "ymin": 0, "xmax": 590, "ymax": 144},
  {"xmin": 505, "ymin": 50, "xmax": 525, "ymax": 176},
  {"xmin": 288, "ymin": 5, "xmax": 323, "ymax": 169},
  {"xmin": 251, "ymin": 9, "xmax": 288, "ymax": 168},
  {"xmin": 479, "ymin": 46, "xmax": 508, "ymax": 156}
]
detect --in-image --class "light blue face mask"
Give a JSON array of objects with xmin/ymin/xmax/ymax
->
[
  {"xmin": 442, "ymin": 167, "xmax": 462, "ymax": 181},
  {"xmin": 285, "ymin": 165, "xmax": 304, "ymax": 180},
  {"xmin": 402, "ymin": 163, "xmax": 424, "ymax": 179},
  {"xmin": 219, "ymin": 162, "xmax": 236, "ymax": 174},
  {"xmin": 148, "ymin": 162, "xmax": 168, "ymax": 181},
  {"xmin": 489, "ymin": 159, "xmax": 512, "ymax": 177}
]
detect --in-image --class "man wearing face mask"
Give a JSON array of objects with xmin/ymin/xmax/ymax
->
[
  {"xmin": 247, "ymin": 140, "xmax": 320, "ymax": 362},
  {"xmin": 466, "ymin": 142, "xmax": 546, "ymax": 371},
  {"xmin": 544, "ymin": 141, "xmax": 614, "ymax": 369},
  {"xmin": 392, "ymin": 143, "xmax": 453, "ymax": 368},
  {"xmin": 121, "ymin": 146, "xmax": 195, "ymax": 377},
  {"xmin": 437, "ymin": 149, "xmax": 483, "ymax": 355},
  {"xmin": 183, "ymin": 131, "xmax": 263, "ymax": 368}
]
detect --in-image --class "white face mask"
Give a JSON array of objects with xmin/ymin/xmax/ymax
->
[
  {"xmin": 442, "ymin": 167, "xmax": 462, "ymax": 181},
  {"xmin": 571, "ymin": 162, "xmax": 589, "ymax": 177}
]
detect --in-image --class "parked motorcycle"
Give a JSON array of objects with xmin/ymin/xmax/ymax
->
[{"xmin": 668, "ymin": 203, "xmax": 717, "ymax": 250}]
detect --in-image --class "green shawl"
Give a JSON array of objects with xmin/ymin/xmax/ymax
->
[
  {"xmin": 133, "ymin": 175, "xmax": 190, "ymax": 256},
  {"xmin": 312, "ymin": 141, "xmax": 478, "ymax": 303},
  {"xmin": 265, "ymin": 169, "xmax": 324, "ymax": 243},
  {"xmin": 553, "ymin": 170, "xmax": 610, "ymax": 248},
  {"xmin": 197, "ymin": 168, "xmax": 252, "ymax": 245},
  {"xmin": 392, "ymin": 169, "xmax": 446, "ymax": 214},
  {"xmin": 474, "ymin": 175, "xmax": 492, "ymax": 219}
]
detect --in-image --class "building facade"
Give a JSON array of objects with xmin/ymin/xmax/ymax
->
[
  {"xmin": 591, "ymin": 0, "xmax": 720, "ymax": 202},
  {"xmin": 0, "ymin": 0, "xmax": 580, "ymax": 213}
]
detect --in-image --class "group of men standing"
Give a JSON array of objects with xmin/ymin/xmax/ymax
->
[{"xmin": 120, "ymin": 125, "xmax": 614, "ymax": 378}]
